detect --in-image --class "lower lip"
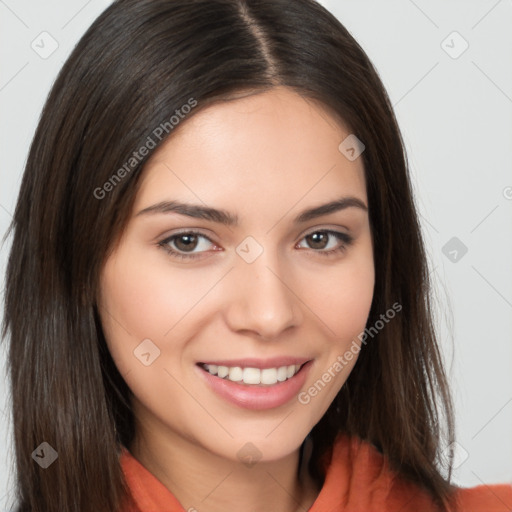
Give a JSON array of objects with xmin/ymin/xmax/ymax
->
[{"xmin": 197, "ymin": 361, "xmax": 313, "ymax": 410}]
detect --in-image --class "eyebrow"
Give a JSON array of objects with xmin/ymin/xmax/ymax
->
[{"xmin": 136, "ymin": 196, "xmax": 368, "ymax": 226}]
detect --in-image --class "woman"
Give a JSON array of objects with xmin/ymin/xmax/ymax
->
[{"xmin": 2, "ymin": 0, "xmax": 511, "ymax": 511}]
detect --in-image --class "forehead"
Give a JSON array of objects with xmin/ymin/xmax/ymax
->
[{"xmin": 134, "ymin": 87, "xmax": 367, "ymax": 223}]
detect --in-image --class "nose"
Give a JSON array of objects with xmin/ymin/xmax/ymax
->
[{"xmin": 223, "ymin": 252, "xmax": 302, "ymax": 340}]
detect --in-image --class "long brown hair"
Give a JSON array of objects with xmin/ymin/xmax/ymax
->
[{"xmin": 2, "ymin": 0, "xmax": 455, "ymax": 510}]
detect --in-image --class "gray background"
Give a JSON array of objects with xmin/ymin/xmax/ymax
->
[{"xmin": 1, "ymin": 0, "xmax": 511, "ymax": 509}]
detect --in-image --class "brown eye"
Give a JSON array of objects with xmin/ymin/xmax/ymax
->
[
  {"xmin": 158, "ymin": 231, "xmax": 217, "ymax": 260},
  {"xmin": 174, "ymin": 234, "xmax": 199, "ymax": 252},
  {"xmin": 305, "ymin": 232, "xmax": 329, "ymax": 250},
  {"xmin": 297, "ymin": 230, "xmax": 353, "ymax": 256}
]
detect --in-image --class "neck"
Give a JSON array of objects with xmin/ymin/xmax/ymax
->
[{"xmin": 129, "ymin": 428, "xmax": 320, "ymax": 512}]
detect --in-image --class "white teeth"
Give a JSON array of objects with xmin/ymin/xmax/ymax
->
[
  {"xmin": 228, "ymin": 366, "xmax": 243, "ymax": 382},
  {"xmin": 260, "ymin": 368, "xmax": 277, "ymax": 385},
  {"xmin": 276, "ymin": 366, "xmax": 288, "ymax": 382},
  {"xmin": 203, "ymin": 363, "xmax": 302, "ymax": 385},
  {"xmin": 217, "ymin": 365, "xmax": 229, "ymax": 378},
  {"xmin": 243, "ymin": 367, "xmax": 261, "ymax": 384}
]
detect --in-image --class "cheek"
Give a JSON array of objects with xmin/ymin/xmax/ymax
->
[
  {"xmin": 97, "ymin": 247, "xmax": 224, "ymax": 376},
  {"xmin": 98, "ymin": 247, "xmax": 208, "ymax": 339},
  {"xmin": 297, "ymin": 258, "xmax": 373, "ymax": 417},
  {"xmin": 303, "ymin": 251, "xmax": 375, "ymax": 341},
  {"xmin": 97, "ymin": 252, "xmax": 195, "ymax": 418},
  {"xmin": 298, "ymin": 246, "xmax": 374, "ymax": 410},
  {"xmin": 97, "ymin": 249, "xmax": 169, "ymax": 375}
]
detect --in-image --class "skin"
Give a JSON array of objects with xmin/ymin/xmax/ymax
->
[{"xmin": 98, "ymin": 86, "xmax": 375, "ymax": 512}]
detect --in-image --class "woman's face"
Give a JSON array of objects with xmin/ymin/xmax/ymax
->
[{"xmin": 98, "ymin": 86, "xmax": 374, "ymax": 463}]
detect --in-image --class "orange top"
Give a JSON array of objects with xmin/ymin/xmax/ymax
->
[{"xmin": 119, "ymin": 435, "xmax": 512, "ymax": 512}]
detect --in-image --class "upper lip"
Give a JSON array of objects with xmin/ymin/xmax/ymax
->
[{"xmin": 198, "ymin": 357, "xmax": 311, "ymax": 369}]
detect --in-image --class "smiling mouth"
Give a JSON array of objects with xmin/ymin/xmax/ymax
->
[{"xmin": 198, "ymin": 363, "xmax": 305, "ymax": 386}]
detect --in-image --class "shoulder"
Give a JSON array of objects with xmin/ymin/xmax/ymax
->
[
  {"xmin": 317, "ymin": 434, "xmax": 512, "ymax": 512},
  {"xmin": 451, "ymin": 482, "xmax": 512, "ymax": 512}
]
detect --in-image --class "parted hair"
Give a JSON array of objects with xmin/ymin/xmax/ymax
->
[{"xmin": 2, "ymin": 0, "xmax": 455, "ymax": 511}]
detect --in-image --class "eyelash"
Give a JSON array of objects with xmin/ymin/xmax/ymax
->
[{"xmin": 158, "ymin": 229, "xmax": 354, "ymax": 261}]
